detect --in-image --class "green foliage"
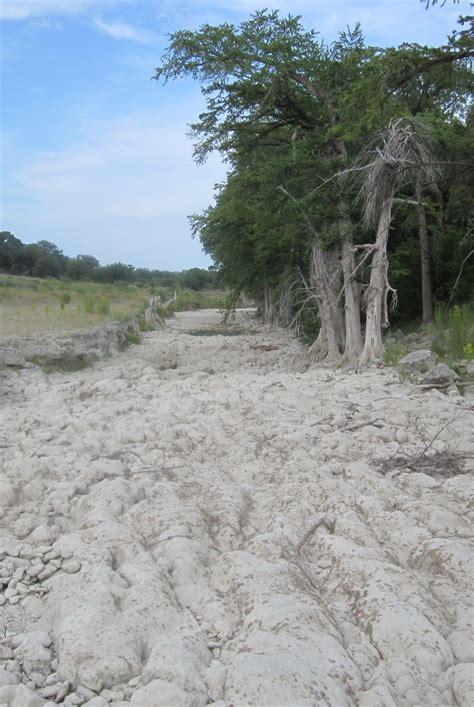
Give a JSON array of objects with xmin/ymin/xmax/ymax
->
[
  {"xmin": 96, "ymin": 298, "xmax": 111, "ymax": 315},
  {"xmin": 126, "ymin": 327, "xmax": 141, "ymax": 345},
  {"xmin": 84, "ymin": 296, "xmax": 96, "ymax": 314},
  {"xmin": 383, "ymin": 342, "xmax": 409, "ymax": 366},
  {"xmin": 0, "ymin": 233, "xmax": 220, "ymax": 291},
  {"xmin": 430, "ymin": 304, "xmax": 474, "ymax": 359},
  {"xmin": 463, "ymin": 342, "xmax": 474, "ymax": 360},
  {"xmin": 31, "ymin": 354, "xmax": 95, "ymax": 373},
  {"xmin": 155, "ymin": 9, "xmax": 473, "ymax": 344},
  {"xmin": 83, "ymin": 295, "xmax": 110, "ymax": 316}
]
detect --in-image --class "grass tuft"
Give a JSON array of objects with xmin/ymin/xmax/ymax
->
[{"xmin": 430, "ymin": 304, "xmax": 474, "ymax": 360}]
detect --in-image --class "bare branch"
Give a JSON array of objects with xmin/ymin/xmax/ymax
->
[{"xmin": 447, "ymin": 248, "xmax": 474, "ymax": 309}]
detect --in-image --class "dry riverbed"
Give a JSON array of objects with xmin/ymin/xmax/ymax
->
[{"xmin": 1, "ymin": 309, "xmax": 473, "ymax": 707}]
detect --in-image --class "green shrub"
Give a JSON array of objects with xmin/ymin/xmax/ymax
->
[
  {"xmin": 463, "ymin": 342, "xmax": 474, "ymax": 360},
  {"xmin": 96, "ymin": 298, "xmax": 110, "ymax": 316},
  {"xmin": 126, "ymin": 327, "xmax": 140, "ymax": 345},
  {"xmin": 431, "ymin": 304, "xmax": 474, "ymax": 360},
  {"xmin": 384, "ymin": 342, "xmax": 409, "ymax": 366},
  {"xmin": 84, "ymin": 296, "xmax": 95, "ymax": 314}
]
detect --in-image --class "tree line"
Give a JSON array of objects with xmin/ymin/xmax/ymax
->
[
  {"xmin": 155, "ymin": 9, "xmax": 473, "ymax": 362},
  {"xmin": 0, "ymin": 232, "xmax": 219, "ymax": 291}
]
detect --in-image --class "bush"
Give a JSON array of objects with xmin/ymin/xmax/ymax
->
[
  {"xmin": 431, "ymin": 304, "xmax": 474, "ymax": 360},
  {"xmin": 96, "ymin": 298, "xmax": 110, "ymax": 315},
  {"xmin": 383, "ymin": 341, "xmax": 409, "ymax": 366},
  {"xmin": 126, "ymin": 327, "xmax": 140, "ymax": 345},
  {"xmin": 84, "ymin": 296, "xmax": 96, "ymax": 314}
]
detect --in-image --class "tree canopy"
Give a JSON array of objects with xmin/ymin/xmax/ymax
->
[{"xmin": 155, "ymin": 10, "xmax": 473, "ymax": 363}]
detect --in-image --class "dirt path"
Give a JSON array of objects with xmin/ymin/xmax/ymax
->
[{"xmin": 1, "ymin": 310, "xmax": 473, "ymax": 707}]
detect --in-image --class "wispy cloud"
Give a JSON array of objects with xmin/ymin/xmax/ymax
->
[
  {"xmin": 91, "ymin": 16, "xmax": 158, "ymax": 43},
  {"xmin": 3, "ymin": 105, "xmax": 224, "ymax": 268},
  {"xmin": 0, "ymin": 1, "xmax": 132, "ymax": 21}
]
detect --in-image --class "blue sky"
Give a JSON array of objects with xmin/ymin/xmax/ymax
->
[{"xmin": 0, "ymin": 0, "xmax": 468, "ymax": 270}]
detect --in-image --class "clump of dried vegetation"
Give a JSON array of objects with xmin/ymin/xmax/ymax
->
[{"xmin": 376, "ymin": 413, "xmax": 473, "ymax": 479}]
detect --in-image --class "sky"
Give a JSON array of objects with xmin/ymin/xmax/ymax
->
[{"xmin": 0, "ymin": 0, "xmax": 469, "ymax": 271}]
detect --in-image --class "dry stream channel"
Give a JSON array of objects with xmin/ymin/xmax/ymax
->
[{"xmin": 1, "ymin": 309, "xmax": 473, "ymax": 707}]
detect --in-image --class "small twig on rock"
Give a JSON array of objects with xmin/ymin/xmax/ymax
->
[{"xmin": 345, "ymin": 417, "xmax": 382, "ymax": 432}]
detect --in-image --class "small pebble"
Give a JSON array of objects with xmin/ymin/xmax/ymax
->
[
  {"xmin": 65, "ymin": 695, "xmax": 86, "ymax": 706},
  {"xmin": 41, "ymin": 683, "xmax": 61, "ymax": 698},
  {"xmin": 4, "ymin": 660, "xmax": 20, "ymax": 673},
  {"xmin": 27, "ymin": 562, "xmax": 45, "ymax": 578},
  {"xmin": 19, "ymin": 547, "xmax": 38, "ymax": 560},
  {"xmin": 38, "ymin": 564, "xmax": 58, "ymax": 580},
  {"xmin": 0, "ymin": 646, "xmax": 14, "ymax": 660},
  {"xmin": 37, "ymin": 545, "xmax": 53, "ymax": 554},
  {"xmin": 0, "ymin": 669, "xmax": 19, "ymax": 687},
  {"xmin": 77, "ymin": 684, "xmax": 99, "ymax": 701},
  {"xmin": 62, "ymin": 559, "xmax": 81, "ymax": 574},
  {"xmin": 31, "ymin": 672, "xmax": 46, "ymax": 688},
  {"xmin": 55, "ymin": 680, "xmax": 72, "ymax": 702},
  {"xmin": 84, "ymin": 698, "xmax": 108, "ymax": 707}
]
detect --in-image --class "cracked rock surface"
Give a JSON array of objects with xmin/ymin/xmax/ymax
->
[{"xmin": 1, "ymin": 309, "xmax": 473, "ymax": 707}]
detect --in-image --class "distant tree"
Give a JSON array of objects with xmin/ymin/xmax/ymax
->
[
  {"xmin": 32, "ymin": 253, "xmax": 64, "ymax": 278},
  {"xmin": 66, "ymin": 254, "xmax": 100, "ymax": 280},
  {"xmin": 33, "ymin": 240, "xmax": 67, "ymax": 276},
  {"xmin": 36, "ymin": 240, "xmax": 63, "ymax": 256},
  {"xmin": 94, "ymin": 262, "xmax": 135, "ymax": 283},
  {"xmin": 134, "ymin": 268, "xmax": 155, "ymax": 283},
  {"xmin": 180, "ymin": 267, "xmax": 214, "ymax": 290},
  {"xmin": 0, "ymin": 231, "xmax": 23, "ymax": 272}
]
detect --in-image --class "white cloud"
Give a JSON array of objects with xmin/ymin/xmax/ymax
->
[
  {"xmin": 3, "ymin": 105, "xmax": 225, "ymax": 269},
  {"xmin": 0, "ymin": 1, "xmax": 131, "ymax": 21},
  {"xmin": 91, "ymin": 16, "xmax": 157, "ymax": 43}
]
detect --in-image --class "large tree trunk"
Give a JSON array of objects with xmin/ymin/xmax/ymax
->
[
  {"xmin": 338, "ymin": 200, "xmax": 363, "ymax": 360},
  {"xmin": 277, "ymin": 282, "xmax": 294, "ymax": 328},
  {"xmin": 308, "ymin": 243, "xmax": 344, "ymax": 362},
  {"xmin": 361, "ymin": 196, "xmax": 394, "ymax": 364},
  {"xmin": 334, "ymin": 140, "xmax": 363, "ymax": 360},
  {"xmin": 262, "ymin": 285, "xmax": 277, "ymax": 324},
  {"xmin": 416, "ymin": 181, "xmax": 434, "ymax": 324}
]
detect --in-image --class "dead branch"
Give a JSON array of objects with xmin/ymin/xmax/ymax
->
[
  {"xmin": 345, "ymin": 417, "xmax": 383, "ymax": 432},
  {"xmin": 447, "ymin": 248, "xmax": 474, "ymax": 309},
  {"xmin": 375, "ymin": 411, "xmax": 469, "ymax": 478}
]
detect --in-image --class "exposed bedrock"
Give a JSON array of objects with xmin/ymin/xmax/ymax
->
[{"xmin": 1, "ymin": 310, "xmax": 473, "ymax": 706}]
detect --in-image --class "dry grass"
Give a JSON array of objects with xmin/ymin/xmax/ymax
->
[{"xmin": 0, "ymin": 275, "xmax": 148, "ymax": 339}]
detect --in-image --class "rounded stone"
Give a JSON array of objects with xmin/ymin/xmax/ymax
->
[{"xmin": 62, "ymin": 559, "xmax": 81, "ymax": 574}]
